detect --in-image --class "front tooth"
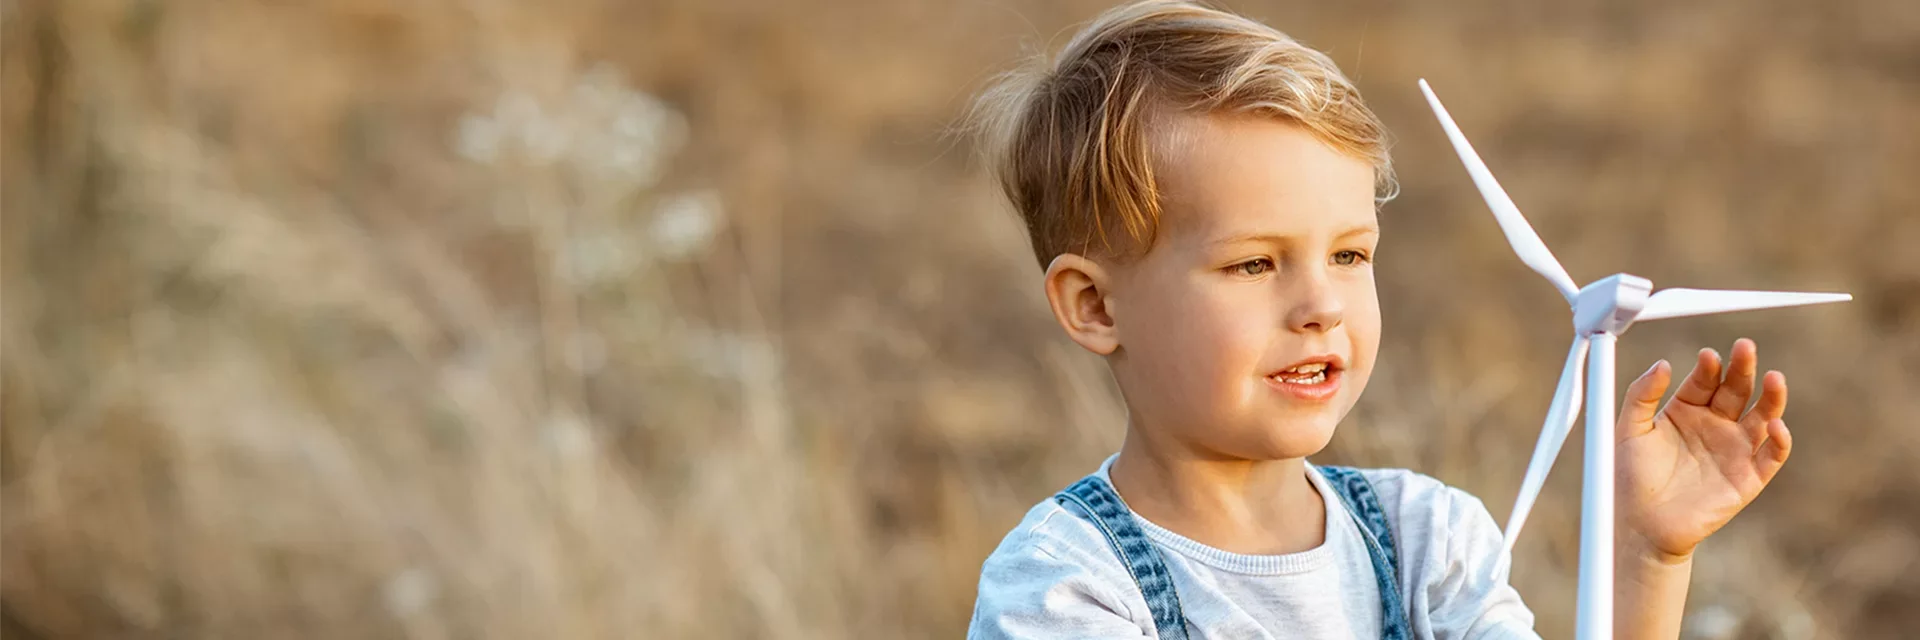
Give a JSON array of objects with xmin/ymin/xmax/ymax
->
[{"xmin": 1292, "ymin": 363, "xmax": 1326, "ymax": 374}]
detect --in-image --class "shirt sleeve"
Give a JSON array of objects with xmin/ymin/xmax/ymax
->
[
  {"xmin": 966, "ymin": 528, "xmax": 1152, "ymax": 640},
  {"xmin": 1422, "ymin": 486, "xmax": 1542, "ymax": 640}
]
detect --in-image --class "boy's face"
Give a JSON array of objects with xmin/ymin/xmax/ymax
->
[{"xmin": 1101, "ymin": 113, "xmax": 1381, "ymax": 461}]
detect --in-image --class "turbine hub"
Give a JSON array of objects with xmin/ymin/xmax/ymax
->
[{"xmin": 1573, "ymin": 273, "xmax": 1652, "ymax": 335}]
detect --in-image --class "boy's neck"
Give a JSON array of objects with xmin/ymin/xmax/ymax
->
[{"xmin": 1108, "ymin": 430, "xmax": 1328, "ymax": 556}]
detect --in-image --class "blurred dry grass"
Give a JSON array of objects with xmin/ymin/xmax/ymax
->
[{"xmin": 2, "ymin": 0, "xmax": 1917, "ymax": 638}]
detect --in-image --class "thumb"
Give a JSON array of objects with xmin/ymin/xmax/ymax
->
[{"xmin": 1619, "ymin": 359, "xmax": 1671, "ymax": 439}]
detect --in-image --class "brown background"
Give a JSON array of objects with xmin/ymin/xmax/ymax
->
[{"xmin": 3, "ymin": 0, "xmax": 1916, "ymax": 637}]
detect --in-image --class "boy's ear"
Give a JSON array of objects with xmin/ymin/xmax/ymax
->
[{"xmin": 1043, "ymin": 253, "xmax": 1120, "ymax": 355}]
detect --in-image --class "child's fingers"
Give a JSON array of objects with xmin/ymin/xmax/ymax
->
[
  {"xmin": 1754, "ymin": 418, "xmax": 1792, "ymax": 486},
  {"xmin": 1619, "ymin": 360, "xmax": 1671, "ymax": 439},
  {"xmin": 1708, "ymin": 339, "xmax": 1759, "ymax": 419},
  {"xmin": 1671, "ymin": 347, "xmax": 1722, "ymax": 407},
  {"xmin": 1739, "ymin": 371, "xmax": 1789, "ymax": 443}
]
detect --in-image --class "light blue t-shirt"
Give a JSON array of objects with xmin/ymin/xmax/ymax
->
[{"xmin": 967, "ymin": 457, "xmax": 1539, "ymax": 639}]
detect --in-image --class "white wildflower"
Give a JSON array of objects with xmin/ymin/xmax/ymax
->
[
  {"xmin": 560, "ymin": 232, "xmax": 646, "ymax": 286},
  {"xmin": 382, "ymin": 568, "xmax": 439, "ymax": 618},
  {"xmin": 1684, "ymin": 604, "xmax": 1740, "ymax": 640},
  {"xmin": 541, "ymin": 412, "xmax": 596, "ymax": 460},
  {"xmin": 454, "ymin": 66, "xmax": 686, "ymax": 186},
  {"xmin": 455, "ymin": 114, "xmax": 501, "ymax": 163},
  {"xmin": 650, "ymin": 191, "xmax": 723, "ymax": 260}
]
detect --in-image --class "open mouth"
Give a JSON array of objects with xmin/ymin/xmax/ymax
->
[
  {"xmin": 1269, "ymin": 361, "xmax": 1334, "ymax": 385},
  {"xmin": 1264, "ymin": 356, "xmax": 1347, "ymax": 399}
]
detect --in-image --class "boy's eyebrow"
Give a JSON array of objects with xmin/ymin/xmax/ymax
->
[
  {"xmin": 1209, "ymin": 223, "xmax": 1381, "ymax": 247},
  {"xmin": 1338, "ymin": 223, "xmax": 1382, "ymax": 238}
]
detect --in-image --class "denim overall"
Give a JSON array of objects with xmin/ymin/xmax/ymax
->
[{"xmin": 1053, "ymin": 465, "xmax": 1412, "ymax": 640}]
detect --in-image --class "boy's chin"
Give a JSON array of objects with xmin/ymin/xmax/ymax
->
[{"xmin": 1217, "ymin": 416, "xmax": 1340, "ymax": 461}]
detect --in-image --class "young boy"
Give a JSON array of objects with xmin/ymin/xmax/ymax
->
[{"xmin": 966, "ymin": 2, "xmax": 1797, "ymax": 638}]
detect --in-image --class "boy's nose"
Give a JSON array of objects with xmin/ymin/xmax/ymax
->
[{"xmin": 1286, "ymin": 277, "xmax": 1345, "ymax": 334}]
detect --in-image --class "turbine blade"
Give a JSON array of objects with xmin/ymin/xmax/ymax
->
[
  {"xmin": 1502, "ymin": 335, "xmax": 1590, "ymax": 556},
  {"xmin": 1418, "ymin": 79, "xmax": 1581, "ymax": 303},
  {"xmin": 1639, "ymin": 288, "xmax": 1853, "ymax": 321}
]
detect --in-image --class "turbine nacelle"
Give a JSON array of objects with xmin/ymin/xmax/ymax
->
[{"xmin": 1573, "ymin": 274, "xmax": 1652, "ymax": 336}]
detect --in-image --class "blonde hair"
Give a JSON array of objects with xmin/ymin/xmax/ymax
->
[{"xmin": 972, "ymin": 0, "xmax": 1395, "ymax": 267}]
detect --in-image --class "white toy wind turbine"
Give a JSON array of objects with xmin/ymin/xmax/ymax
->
[{"xmin": 1416, "ymin": 79, "xmax": 1851, "ymax": 640}]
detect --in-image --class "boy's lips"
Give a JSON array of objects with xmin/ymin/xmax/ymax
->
[{"xmin": 1265, "ymin": 354, "xmax": 1346, "ymax": 402}]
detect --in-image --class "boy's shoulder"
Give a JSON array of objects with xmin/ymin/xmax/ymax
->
[
  {"xmin": 987, "ymin": 492, "xmax": 1127, "ymax": 576},
  {"xmin": 1334, "ymin": 464, "xmax": 1502, "ymax": 546},
  {"xmin": 1342, "ymin": 465, "xmax": 1487, "ymax": 513},
  {"xmin": 971, "ymin": 491, "xmax": 1158, "ymax": 635}
]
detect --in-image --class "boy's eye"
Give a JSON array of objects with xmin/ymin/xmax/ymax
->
[
  {"xmin": 1233, "ymin": 258, "xmax": 1274, "ymax": 276},
  {"xmin": 1333, "ymin": 250, "xmax": 1371, "ymax": 266}
]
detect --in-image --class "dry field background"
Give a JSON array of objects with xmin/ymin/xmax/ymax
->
[{"xmin": 2, "ymin": 0, "xmax": 1916, "ymax": 637}]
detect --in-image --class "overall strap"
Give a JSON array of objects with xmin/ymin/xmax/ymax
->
[
  {"xmin": 1318, "ymin": 465, "xmax": 1414, "ymax": 640},
  {"xmin": 1054, "ymin": 477, "xmax": 1190, "ymax": 640}
]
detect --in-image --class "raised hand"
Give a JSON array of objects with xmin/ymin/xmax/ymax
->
[{"xmin": 1614, "ymin": 338, "xmax": 1792, "ymax": 561}]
